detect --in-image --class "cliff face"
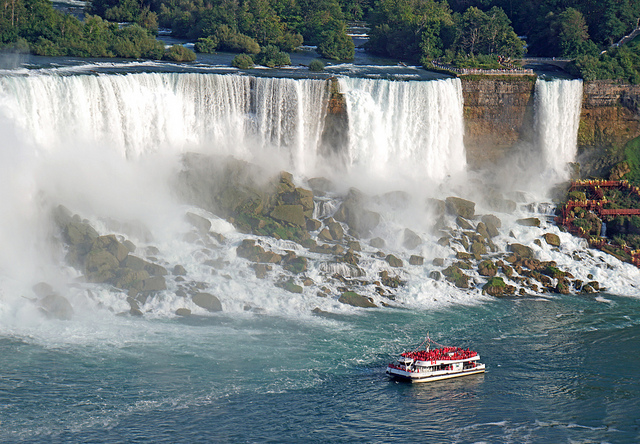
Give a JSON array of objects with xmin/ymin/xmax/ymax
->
[
  {"xmin": 461, "ymin": 76, "xmax": 536, "ymax": 169},
  {"xmin": 461, "ymin": 77, "xmax": 640, "ymax": 173},
  {"xmin": 579, "ymin": 81, "xmax": 640, "ymax": 150}
]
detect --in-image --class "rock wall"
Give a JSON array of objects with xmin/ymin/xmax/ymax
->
[
  {"xmin": 579, "ymin": 81, "xmax": 640, "ymax": 150},
  {"xmin": 461, "ymin": 77, "xmax": 640, "ymax": 173},
  {"xmin": 461, "ymin": 76, "xmax": 537, "ymax": 169}
]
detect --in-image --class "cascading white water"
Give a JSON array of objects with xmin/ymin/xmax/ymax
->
[
  {"xmin": 534, "ymin": 79, "xmax": 583, "ymax": 180},
  {"xmin": 338, "ymin": 77, "xmax": 466, "ymax": 183},
  {"xmin": 0, "ymin": 73, "xmax": 329, "ymax": 173}
]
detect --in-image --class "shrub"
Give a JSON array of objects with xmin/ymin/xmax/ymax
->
[
  {"xmin": 194, "ymin": 36, "xmax": 219, "ymax": 54},
  {"xmin": 308, "ymin": 59, "xmax": 325, "ymax": 71},
  {"xmin": 163, "ymin": 45, "xmax": 196, "ymax": 62},
  {"xmin": 254, "ymin": 44, "xmax": 290, "ymax": 67},
  {"xmin": 231, "ymin": 53, "xmax": 254, "ymax": 69}
]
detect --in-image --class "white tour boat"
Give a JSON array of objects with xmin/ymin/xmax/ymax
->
[{"xmin": 386, "ymin": 336, "xmax": 485, "ymax": 383}]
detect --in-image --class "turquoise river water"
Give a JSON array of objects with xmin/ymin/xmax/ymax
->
[{"xmin": 2, "ymin": 293, "xmax": 639, "ymax": 443}]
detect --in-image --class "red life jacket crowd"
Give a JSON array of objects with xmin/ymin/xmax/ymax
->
[{"xmin": 400, "ymin": 346, "xmax": 477, "ymax": 362}]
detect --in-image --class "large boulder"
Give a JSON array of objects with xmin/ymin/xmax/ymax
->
[
  {"xmin": 338, "ymin": 291, "xmax": 377, "ymax": 308},
  {"xmin": 517, "ymin": 217, "xmax": 541, "ymax": 227},
  {"xmin": 39, "ymin": 294, "xmax": 74, "ymax": 320},
  {"xmin": 385, "ymin": 254, "xmax": 403, "ymax": 267},
  {"xmin": 508, "ymin": 243, "xmax": 535, "ymax": 259},
  {"xmin": 403, "ymin": 228, "xmax": 422, "ymax": 250},
  {"xmin": 543, "ymin": 233, "xmax": 561, "ymax": 247},
  {"xmin": 270, "ymin": 204, "xmax": 306, "ymax": 228},
  {"xmin": 334, "ymin": 188, "xmax": 381, "ymax": 237},
  {"xmin": 192, "ymin": 292, "xmax": 222, "ymax": 312},
  {"xmin": 446, "ymin": 197, "xmax": 475, "ymax": 219}
]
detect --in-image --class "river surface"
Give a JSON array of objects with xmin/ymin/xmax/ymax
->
[{"xmin": 2, "ymin": 292, "xmax": 639, "ymax": 443}]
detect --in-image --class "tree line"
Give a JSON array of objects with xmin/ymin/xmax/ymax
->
[{"xmin": 1, "ymin": 0, "xmax": 639, "ymax": 82}]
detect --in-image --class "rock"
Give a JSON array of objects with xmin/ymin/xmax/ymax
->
[
  {"xmin": 370, "ymin": 237, "xmax": 386, "ymax": 248},
  {"xmin": 437, "ymin": 236, "xmax": 450, "ymax": 247},
  {"xmin": 283, "ymin": 256, "xmax": 308, "ymax": 274},
  {"xmin": 442, "ymin": 265, "xmax": 469, "ymax": 288},
  {"xmin": 338, "ymin": 291, "xmax": 377, "ymax": 308},
  {"xmin": 186, "ymin": 212, "xmax": 211, "ymax": 233},
  {"xmin": 508, "ymin": 243, "xmax": 535, "ymax": 259},
  {"xmin": 482, "ymin": 276, "xmax": 505, "ymax": 296},
  {"xmin": 342, "ymin": 251, "xmax": 359, "ymax": 266},
  {"xmin": 456, "ymin": 216, "xmax": 474, "ymax": 230},
  {"xmin": 130, "ymin": 307, "xmax": 144, "ymax": 317},
  {"xmin": 543, "ymin": 233, "xmax": 561, "ymax": 247},
  {"xmin": 327, "ymin": 220, "xmax": 344, "ymax": 241},
  {"xmin": 609, "ymin": 161, "xmax": 631, "ymax": 180},
  {"xmin": 446, "ymin": 197, "xmax": 475, "ymax": 219},
  {"xmin": 402, "ymin": 228, "xmax": 422, "ymax": 250},
  {"xmin": 347, "ymin": 241, "xmax": 362, "ymax": 251},
  {"xmin": 280, "ymin": 279, "xmax": 303, "ymax": 294},
  {"xmin": 252, "ymin": 263, "xmax": 271, "ymax": 279},
  {"xmin": 192, "ymin": 292, "xmax": 222, "ymax": 312},
  {"xmin": 385, "ymin": 254, "xmax": 403, "ymax": 267},
  {"xmin": 478, "ymin": 260, "xmax": 497, "ymax": 277},
  {"xmin": 84, "ymin": 249, "xmax": 120, "ymax": 283},
  {"xmin": 433, "ymin": 257, "xmax": 445, "ymax": 267},
  {"xmin": 307, "ymin": 177, "xmax": 335, "ymax": 195},
  {"xmin": 470, "ymin": 241, "xmax": 487, "ymax": 255},
  {"xmin": 306, "ymin": 219, "xmax": 322, "ymax": 231},
  {"xmin": 270, "ymin": 204, "xmax": 306, "ymax": 228},
  {"xmin": 429, "ymin": 270, "xmax": 442, "ymax": 280},
  {"xmin": 481, "ymin": 214, "xmax": 502, "ymax": 229},
  {"xmin": 39, "ymin": 294, "xmax": 74, "ymax": 320},
  {"xmin": 173, "ymin": 265, "xmax": 187, "ymax": 276},
  {"xmin": 456, "ymin": 251, "xmax": 474, "ymax": 260},
  {"xmin": 318, "ymin": 228, "xmax": 333, "ymax": 242},
  {"xmin": 334, "ymin": 188, "xmax": 381, "ymax": 237},
  {"xmin": 517, "ymin": 217, "xmax": 541, "ymax": 227},
  {"xmin": 409, "ymin": 255, "xmax": 424, "ymax": 266},
  {"xmin": 236, "ymin": 239, "xmax": 265, "ymax": 262},
  {"xmin": 175, "ymin": 308, "xmax": 191, "ymax": 317},
  {"xmin": 380, "ymin": 270, "xmax": 405, "ymax": 288},
  {"xmin": 33, "ymin": 282, "xmax": 54, "ymax": 298},
  {"xmin": 476, "ymin": 222, "xmax": 490, "ymax": 239},
  {"xmin": 123, "ymin": 255, "xmax": 167, "ymax": 276},
  {"xmin": 142, "ymin": 276, "xmax": 167, "ymax": 292}
]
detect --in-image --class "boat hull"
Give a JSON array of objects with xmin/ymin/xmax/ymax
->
[{"xmin": 386, "ymin": 365, "xmax": 485, "ymax": 383}]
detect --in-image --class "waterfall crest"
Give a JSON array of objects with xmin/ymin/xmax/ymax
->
[
  {"xmin": 338, "ymin": 77, "xmax": 466, "ymax": 183},
  {"xmin": 0, "ymin": 73, "xmax": 329, "ymax": 173}
]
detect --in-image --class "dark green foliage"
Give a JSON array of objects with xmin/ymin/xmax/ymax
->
[
  {"xmin": 215, "ymin": 25, "xmax": 261, "ymax": 54},
  {"xmin": 568, "ymin": 191, "xmax": 587, "ymax": 201},
  {"xmin": 231, "ymin": 53, "xmax": 254, "ymax": 69},
  {"xmin": 308, "ymin": 58, "xmax": 324, "ymax": 71},
  {"xmin": 0, "ymin": 0, "xmax": 166, "ymax": 59},
  {"xmin": 254, "ymin": 44, "xmax": 290, "ymax": 67},
  {"xmin": 194, "ymin": 36, "xmax": 218, "ymax": 54},
  {"xmin": 317, "ymin": 23, "xmax": 354, "ymax": 60},
  {"xmin": 163, "ymin": 44, "xmax": 196, "ymax": 62}
]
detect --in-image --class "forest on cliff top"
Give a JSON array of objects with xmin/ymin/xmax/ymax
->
[{"xmin": 1, "ymin": 0, "xmax": 639, "ymax": 81}]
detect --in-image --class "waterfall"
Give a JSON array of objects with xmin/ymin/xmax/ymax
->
[
  {"xmin": 0, "ymin": 73, "xmax": 329, "ymax": 173},
  {"xmin": 534, "ymin": 79, "xmax": 583, "ymax": 180},
  {"xmin": 338, "ymin": 77, "xmax": 466, "ymax": 183}
]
